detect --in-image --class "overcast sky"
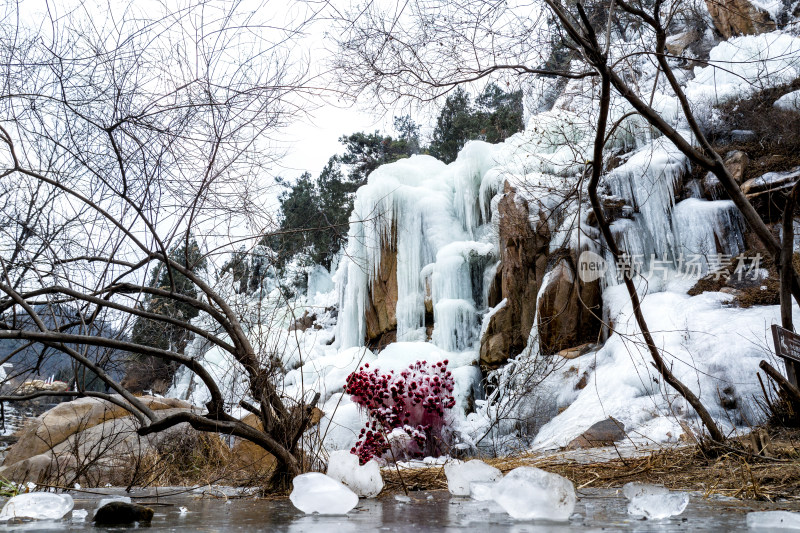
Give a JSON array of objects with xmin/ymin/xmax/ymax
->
[{"xmin": 271, "ymin": 0, "xmax": 438, "ymax": 180}]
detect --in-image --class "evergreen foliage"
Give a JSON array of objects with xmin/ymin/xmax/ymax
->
[
  {"xmin": 429, "ymin": 83, "xmax": 524, "ymax": 163},
  {"xmin": 123, "ymin": 238, "xmax": 206, "ymax": 392},
  {"xmin": 266, "ymin": 117, "xmax": 421, "ymax": 271}
]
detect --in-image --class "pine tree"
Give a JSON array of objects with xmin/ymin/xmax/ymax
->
[
  {"xmin": 123, "ymin": 238, "xmax": 206, "ymax": 393},
  {"xmin": 429, "ymin": 83, "xmax": 524, "ymax": 163}
]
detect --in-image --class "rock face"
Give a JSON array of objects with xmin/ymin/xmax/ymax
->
[
  {"xmin": 705, "ymin": 0, "xmax": 776, "ymax": 38},
  {"xmin": 480, "ymin": 183, "xmax": 604, "ymax": 366},
  {"xmin": 364, "ymin": 228, "xmax": 398, "ymax": 343},
  {"xmin": 480, "ymin": 184, "xmax": 550, "ymax": 368},
  {"xmin": 536, "ymin": 258, "xmax": 602, "ymax": 355}
]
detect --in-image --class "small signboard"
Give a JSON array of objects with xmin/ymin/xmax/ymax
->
[{"xmin": 772, "ymin": 324, "xmax": 800, "ymax": 364}]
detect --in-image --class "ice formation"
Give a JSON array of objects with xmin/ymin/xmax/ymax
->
[
  {"xmin": 0, "ymin": 492, "xmax": 74, "ymax": 521},
  {"xmin": 747, "ymin": 511, "xmax": 800, "ymax": 530},
  {"xmin": 289, "ymin": 472, "xmax": 359, "ymax": 515},
  {"xmin": 623, "ymin": 482, "xmax": 689, "ymax": 519},
  {"xmin": 444, "ymin": 459, "xmax": 502, "ymax": 496},
  {"xmin": 326, "ymin": 450, "xmax": 384, "ymax": 498},
  {"xmin": 491, "ymin": 467, "xmax": 576, "ymax": 521}
]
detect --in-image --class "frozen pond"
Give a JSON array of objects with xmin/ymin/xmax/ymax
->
[{"xmin": 0, "ymin": 487, "xmax": 797, "ymax": 532}]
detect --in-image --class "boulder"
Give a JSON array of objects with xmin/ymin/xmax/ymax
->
[
  {"xmin": 230, "ymin": 408, "xmax": 323, "ymax": 479},
  {"xmin": 725, "ymin": 150, "xmax": 749, "ymax": 185},
  {"xmin": 289, "ymin": 310, "xmax": 316, "ymax": 332},
  {"xmin": 703, "ymin": 173, "xmax": 725, "ymax": 200},
  {"xmin": 0, "ymin": 405, "xmax": 198, "ymax": 485},
  {"xmin": 537, "ymin": 258, "xmax": 603, "ymax": 355},
  {"xmin": 3, "ymin": 395, "xmax": 191, "ymax": 467},
  {"xmin": 665, "ymin": 29, "xmax": 700, "ymax": 56},
  {"xmin": 567, "ymin": 417, "xmax": 627, "ymax": 449},
  {"xmin": 557, "ymin": 343, "xmax": 597, "ymax": 360},
  {"xmin": 586, "ymin": 195, "xmax": 629, "ymax": 226},
  {"xmin": 741, "ymin": 166, "xmax": 800, "ymax": 221},
  {"xmin": 705, "ymin": 0, "xmax": 775, "ymax": 38},
  {"xmin": 479, "ymin": 303, "xmax": 513, "ymax": 367},
  {"xmin": 93, "ymin": 502, "xmax": 154, "ymax": 525},
  {"xmin": 230, "ymin": 413, "xmax": 278, "ymax": 477}
]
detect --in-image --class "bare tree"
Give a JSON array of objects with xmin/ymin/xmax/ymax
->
[{"xmin": 0, "ymin": 0, "xmax": 323, "ymax": 484}]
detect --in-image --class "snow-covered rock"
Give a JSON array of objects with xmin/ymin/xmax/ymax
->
[
  {"xmin": 289, "ymin": 472, "xmax": 359, "ymax": 515},
  {"xmin": 747, "ymin": 511, "xmax": 800, "ymax": 530},
  {"xmin": 491, "ymin": 467, "xmax": 576, "ymax": 521},
  {"xmin": 0, "ymin": 492, "xmax": 74, "ymax": 521},
  {"xmin": 623, "ymin": 482, "xmax": 689, "ymax": 519},
  {"xmin": 95, "ymin": 496, "xmax": 131, "ymax": 512},
  {"xmin": 326, "ymin": 450, "xmax": 383, "ymax": 498},
  {"xmin": 444, "ymin": 459, "xmax": 502, "ymax": 496},
  {"xmin": 774, "ymin": 90, "xmax": 800, "ymax": 112}
]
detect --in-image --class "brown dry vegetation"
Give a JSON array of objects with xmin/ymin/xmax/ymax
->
[
  {"xmin": 710, "ymin": 79, "xmax": 800, "ymax": 180},
  {"xmin": 687, "ymin": 252, "xmax": 800, "ymax": 308},
  {"xmin": 380, "ymin": 430, "xmax": 800, "ymax": 501},
  {"xmin": 96, "ymin": 432, "xmax": 281, "ymax": 491}
]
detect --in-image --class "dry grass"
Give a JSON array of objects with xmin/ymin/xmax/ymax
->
[{"xmin": 381, "ymin": 429, "xmax": 800, "ymax": 501}]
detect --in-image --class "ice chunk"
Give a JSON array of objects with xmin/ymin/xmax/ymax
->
[
  {"xmin": 623, "ymin": 482, "xmax": 689, "ymax": 519},
  {"xmin": 72, "ymin": 509, "xmax": 88, "ymax": 522},
  {"xmin": 623, "ymin": 482, "xmax": 668, "ymax": 500},
  {"xmin": 445, "ymin": 459, "xmax": 502, "ymax": 496},
  {"xmin": 326, "ymin": 450, "xmax": 384, "ymax": 498},
  {"xmin": 0, "ymin": 492, "xmax": 74, "ymax": 521},
  {"xmin": 491, "ymin": 467, "xmax": 576, "ymax": 521},
  {"xmin": 289, "ymin": 472, "xmax": 359, "ymax": 515},
  {"xmin": 747, "ymin": 511, "xmax": 800, "ymax": 530},
  {"xmin": 469, "ymin": 481, "xmax": 497, "ymax": 501},
  {"xmin": 444, "ymin": 459, "xmax": 503, "ymax": 496}
]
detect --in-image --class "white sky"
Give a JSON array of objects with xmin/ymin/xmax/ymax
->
[{"xmin": 270, "ymin": 0, "xmax": 437, "ymax": 180}]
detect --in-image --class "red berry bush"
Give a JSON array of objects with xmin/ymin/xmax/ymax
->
[{"xmin": 344, "ymin": 360, "xmax": 456, "ymax": 464}]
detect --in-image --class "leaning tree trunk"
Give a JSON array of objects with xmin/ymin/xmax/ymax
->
[{"xmin": 584, "ymin": 52, "xmax": 725, "ymax": 442}]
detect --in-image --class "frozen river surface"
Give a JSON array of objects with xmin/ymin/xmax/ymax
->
[{"xmin": 1, "ymin": 487, "xmax": 797, "ymax": 532}]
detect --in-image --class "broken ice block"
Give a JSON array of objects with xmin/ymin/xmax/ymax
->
[
  {"xmin": 445, "ymin": 459, "xmax": 502, "ymax": 496},
  {"xmin": 0, "ymin": 492, "xmax": 74, "ymax": 521},
  {"xmin": 326, "ymin": 450, "xmax": 384, "ymax": 498},
  {"xmin": 290, "ymin": 472, "xmax": 359, "ymax": 515},
  {"xmin": 491, "ymin": 466, "xmax": 576, "ymax": 521},
  {"xmin": 623, "ymin": 482, "xmax": 689, "ymax": 519},
  {"xmin": 747, "ymin": 511, "xmax": 800, "ymax": 530},
  {"xmin": 469, "ymin": 481, "xmax": 497, "ymax": 501}
]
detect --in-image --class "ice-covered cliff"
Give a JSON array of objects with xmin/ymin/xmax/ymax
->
[{"xmin": 172, "ymin": 28, "xmax": 800, "ymax": 456}]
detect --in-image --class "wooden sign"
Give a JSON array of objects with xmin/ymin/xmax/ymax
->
[{"xmin": 772, "ymin": 324, "xmax": 800, "ymax": 364}]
